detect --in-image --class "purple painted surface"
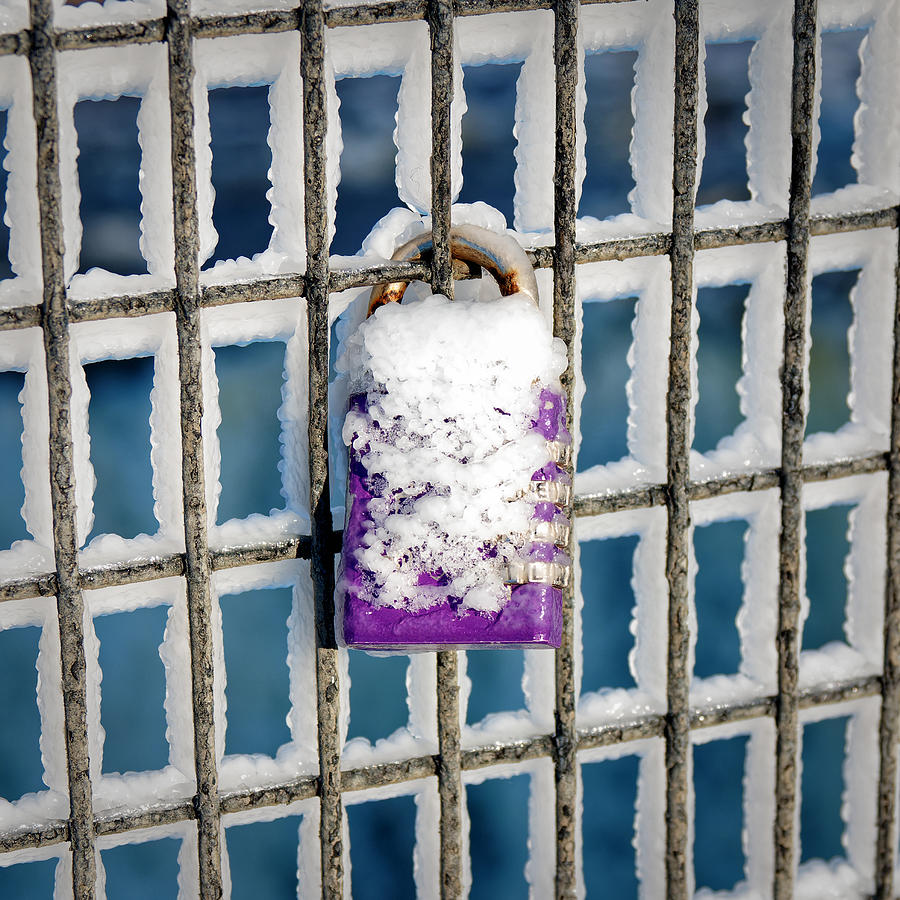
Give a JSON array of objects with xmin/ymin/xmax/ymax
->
[
  {"xmin": 342, "ymin": 582, "xmax": 562, "ymax": 650},
  {"xmin": 340, "ymin": 385, "xmax": 570, "ymax": 651}
]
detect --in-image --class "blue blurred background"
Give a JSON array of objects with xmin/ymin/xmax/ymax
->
[{"xmin": 0, "ymin": 27, "xmax": 868, "ymax": 898}]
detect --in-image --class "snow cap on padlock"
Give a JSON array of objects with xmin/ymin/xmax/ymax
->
[{"xmin": 338, "ymin": 224, "xmax": 572, "ymax": 651}]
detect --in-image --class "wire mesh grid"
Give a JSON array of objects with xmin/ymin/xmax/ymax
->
[{"xmin": 0, "ymin": 0, "xmax": 897, "ymax": 896}]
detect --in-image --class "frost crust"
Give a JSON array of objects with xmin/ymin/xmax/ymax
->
[{"xmin": 340, "ymin": 292, "xmax": 566, "ymax": 612}]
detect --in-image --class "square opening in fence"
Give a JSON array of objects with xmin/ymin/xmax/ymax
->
[
  {"xmin": 0, "ymin": 624, "xmax": 44, "ymax": 801},
  {"xmin": 101, "ymin": 837, "xmax": 180, "ymax": 900},
  {"xmin": 85, "ymin": 355, "xmax": 156, "ymax": 543},
  {"xmin": 205, "ymin": 85, "xmax": 274, "ymax": 266},
  {"xmin": 95, "ymin": 604, "xmax": 169, "ymax": 775},
  {"xmin": 693, "ymin": 520, "xmax": 745, "ymax": 679},
  {"xmin": 466, "ymin": 774, "xmax": 529, "ymax": 898},
  {"xmin": 74, "ymin": 96, "xmax": 146, "ymax": 277},
  {"xmin": 0, "ymin": 857, "xmax": 57, "ymax": 899},
  {"xmin": 333, "ymin": 74, "xmax": 401, "ymax": 256},
  {"xmin": 220, "ymin": 587, "xmax": 292, "ymax": 758},
  {"xmin": 458, "ymin": 62, "xmax": 521, "ymax": 226},
  {"xmin": 0, "ymin": 108, "xmax": 11, "ymax": 280},
  {"xmin": 465, "ymin": 648, "xmax": 525, "ymax": 725},
  {"xmin": 0, "ymin": 370, "xmax": 27, "ymax": 549},
  {"xmin": 806, "ymin": 269, "xmax": 857, "ymax": 437},
  {"xmin": 581, "ymin": 49, "xmax": 637, "ymax": 221},
  {"xmin": 213, "ymin": 340, "xmax": 286, "ymax": 524},
  {"xmin": 581, "ymin": 753, "xmax": 639, "ymax": 898},
  {"xmin": 579, "ymin": 535, "xmax": 638, "ymax": 693},
  {"xmin": 225, "ymin": 814, "xmax": 303, "ymax": 898},
  {"xmin": 803, "ymin": 504, "xmax": 852, "ymax": 651},
  {"xmin": 693, "ymin": 284, "xmax": 747, "ymax": 454},
  {"xmin": 578, "ymin": 295, "xmax": 636, "ymax": 470},
  {"xmin": 346, "ymin": 651, "xmax": 409, "ymax": 744},
  {"xmin": 812, "ymin": 30, "xmax": 865, "ymax": 197},
  {"xmin": 693, "ymin": 735, "xmax": 747, "ymax": 893},
  {"xmin": 696, "ymin": 41, "xmax": 752, "ymax": 207},
  {"xmin": 347, "ymin": 795, "xmax": 416, "ymax": 900},
  {"xmin": 800, "ymin": 715, "xmax": 848, "ymax": 864}
]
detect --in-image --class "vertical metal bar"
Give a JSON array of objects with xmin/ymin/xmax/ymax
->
[
  {"xmin": 165, "ymin": 2, "xmax": 223, "ymax": 895},
  {"xmin": 427, "ymin": 0, "xmax": 454, "ymax": 298},
  {"xmin": 874, "ymin": 214, "xmax": 900, "ymax": 899},
  {"xmin": 552, "ymin": 0, "xmax": 578, "ymax": 893},
  {"xmin": 426, "ymin": 0, "xmax": 462, "ymax": 896},
  {"xmin": 436, "ymin": 649, "xmax": 461, "ymax": 899},
  {"xmin": 300, "ymin": 1, "xmax": 343, "ymax": 896},
  {"xmin": 28, "ymin": 0, "xmax": 96, "ymax": 895},
  {"xmin": 665, "ymin": 3, "xmax": 699, "ymax": 898},
  {"xmin": 773, "ymin": 2, "xmax": 816, "ymax": 897}
]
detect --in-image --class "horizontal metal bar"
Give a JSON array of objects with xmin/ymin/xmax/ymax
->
[
  {"xmin": 55, "ymin": 18, "xmax": 166, "ymax": 51},
  {"xmin": 192, "ymin": 8, "xmax": 300, "ymax": 39},
  {"xmin": 810, "ymin": 206, "xmax": 898, "ymax": 237},
  {"xmin": 218, "ymin": 777, "xmax": 319, "ymax": 815},
  {"xmin": 93, "ymin": 799, "xmax": 196, "ymax": 837},
  {"xmin": 0, "ymin": 571, "xmax": 57, "ymax": 601},
  {"xmin": 0, "ymin": 0, "xmax": 637, "ymax": 56},
  {"xmin": 0, "ymin": 304, "xmax": 42, "ymax": 330},
  {"xmin": 0, "ymin": 672, "xmax": 878, "ymax": 856},
  {"xmin": 0, "ymin": 208, "xmax": 894, "ymax": 335},
  {"xmin": 200, "ymin": 275, "xmax": 305, "ymax": 308},
  {"xmin": 0, "ymin": 0, "xmax": 639, "ymax": 56},
  {"xmin": 0, "ymin": 29, "xmax": 29, "ymax": 55},
  {"xmin": 0, "ymin": 535, "xmax": 313, "ymax": 602},
  {"xmin": 574, "ymin": 452, "xmax": 887, "ymax": 517},
  {"xmin": 3, "ymin": 453, "xmax": 883, "ymax": 603},
  {"xmin": 324, "ymin": 0, "xmax": 628, "ymax": 29},
  {"xmin": 68, "ymin": 289, "xmax": 176, "ymax": 323},
  {"xmin": 0, "ymin": 820, "xmax": 69, "ymax": 854}
]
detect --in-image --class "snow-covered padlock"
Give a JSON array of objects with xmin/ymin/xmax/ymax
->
[{"xmin": 337, "ymin": 224, "xmax": 572, "ymax": 651}]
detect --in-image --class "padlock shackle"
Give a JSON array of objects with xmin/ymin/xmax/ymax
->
[{"xmin": 368, "ymin": 224, "xmax": 540, "ymax": 317}]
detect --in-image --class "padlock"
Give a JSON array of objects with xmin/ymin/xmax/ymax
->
[{"xmin": 337, "ymin": 223, "xmax": 572, "ymax": 651}]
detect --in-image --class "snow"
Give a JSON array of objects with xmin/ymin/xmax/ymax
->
[{"xmin": 338, "ymin": 289, "xmax": 565, "ymax": 613}]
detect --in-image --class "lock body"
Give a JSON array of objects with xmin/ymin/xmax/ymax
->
[{"xmin": 341, "ymin": 385, "xmax": 571, "ymax": 650}]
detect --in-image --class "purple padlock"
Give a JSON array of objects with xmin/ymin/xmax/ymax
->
[{"xmin": 337, "ymin": 225, "xmax": 572, "ymax": 651}]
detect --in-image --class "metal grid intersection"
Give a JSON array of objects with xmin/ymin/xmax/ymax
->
[{"xmin": 0, "ymin": 0, "xmax": 897, "ymax": 898}]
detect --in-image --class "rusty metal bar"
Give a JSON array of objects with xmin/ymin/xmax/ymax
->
[
  {"xmin": 552, "ymin": 0, "xmax": 578, "ymax": 892},
  {"xmin": 0, "ymin": 0, "xmax": 643, "ymax": 57},
  {"xmin": 574, "ymin": 453, "xmax": 887, "ymax": 517},
  {"xmin": 427, "ymin": 0, "xmax": 454, "ymax": 299},
  {"xmin": 300, "ymin": 0, "xmax": 344, "ymax": 894},
  {"xmin": 774, "ymin": 2, "xmax": 816, "ymax": 897},
  {"xmin": 2, "ymin": 535, "xmax": 314, "ymax": 603},
  {"xmin": 2, "ymin": 453, "xmax": 885, "ymax": 605},
  {"xmin": 165, "ymin": 0, "xmax": 223, "ymax": 895},
  {"xmin": 425, "ymin": 0, "xmax": 462, "ymax": 892},
  {"xmin": 436, "ymin": 649, "xmax": 462, "ymax": 899},
  {"xmin": 28, "ymin": 0, "xmax": 96, "ymax": 894},
  {"xmin": 2, "ymin": 208, "xmax": 896, "ymax": 335},
  {"xmin": 664, "ymin": 2, "xmax": 699, "ymax": 897},
  {"xmin": 0, "ymin": 672, "xmax": 880, "ymax": 857},
  {"xmin": 874, "ymin": 210, "xmax": 900, "ymax": 898}
]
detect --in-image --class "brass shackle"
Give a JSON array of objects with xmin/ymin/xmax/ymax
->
[{"xmin": 367, "ymin": 223, "xmax": 540, "ymax": 318}]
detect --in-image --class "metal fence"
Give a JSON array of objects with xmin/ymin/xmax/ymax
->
[{"xmin": 0, "ymin": 0, "xmax": 897, "ymax": 896}]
